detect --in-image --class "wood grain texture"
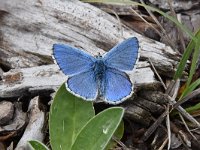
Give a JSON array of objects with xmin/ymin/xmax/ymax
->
[{"xmin": 0, "ymin": 62, "xmax": 160, "ymax": 98}]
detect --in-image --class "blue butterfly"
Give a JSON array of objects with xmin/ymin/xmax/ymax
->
[{"xmin": 53, "ymin": 37, "xmax": 139, "ymax": 104}]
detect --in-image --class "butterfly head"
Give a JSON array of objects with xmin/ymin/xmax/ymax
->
[{"xmin": 95, "ymin": 52, "xmax": 103, "ymax": 59}]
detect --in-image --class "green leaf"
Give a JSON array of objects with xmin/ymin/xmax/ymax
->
[
  {"xmin": 105, "ymin": 121, "xmax": 124, "ymax": 150},
  {"xmin": 49, "ymin": 83, "xmax": 95, "ymax": 150},
  {"xmin": 172, "ymin": 101, "xmax": 200, "ymax": 116},
  {"xmin": 173, "ymin": 38, "xmax": 195, "ymax": 79},
  {"xmin": 186, "ymin": 29, "xmax": 200, "ymax": 87},
  {"xmin": 28, "ymin": 140, "xmax": 49, "ymax": 150},
  {"xmin": 176, "ymin": 29, "xmax": 200, "ymax": 98},
  {"xmin": 185, "ymin": 102, "xmax": 200, "ymax": 113},
  {"xmin": 71, "ymin": 107, "xmax": 124, "ymax": 150},
  {"xmin": 180, "ymin": 78, "xmax": 200, "ymax": 99}
]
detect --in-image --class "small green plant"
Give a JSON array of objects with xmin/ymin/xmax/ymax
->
[{"xmin": 29, "ymin": 84, "xmax": 124, "ymax": 150}]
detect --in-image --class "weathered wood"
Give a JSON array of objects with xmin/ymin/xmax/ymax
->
[
  {"xmin": 0, "ymin": 103, "xmax": 26, "ymax": 133},
  {"xmin": 91, "ymin": 3, "xmax": 140, "ymax": 16},
  {"xmin": 0, "ymin": 62, "xmax": 160, "ymax": 98},
  {"xmin": 138, "ymin": 90, "xmax": 170, "ymax": 104},
  {"xmin": 91, "ymin": 3, "xmax": 160, "ymax": 41},
  {"xmin": 123, "ymin": 102, "xmax": 152, "ymax": 126},
  {"xmin": 132, "ymin": 97, "xmax": 165, "ymax": 115},
  {"xmin": 16, "ymin": 96, "xmax": 45, "ymax": 150},
  {"xmin": 0, "ymin": 68, "xmax": 3, "ymax": 80},
  {"xmin": 0, "ymin": 0, "xmax": 178, "ymax": 77}
]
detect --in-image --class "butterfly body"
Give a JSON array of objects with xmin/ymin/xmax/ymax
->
[
  {"xmin": 93, "ymin": 56, "xmax": 106, "ymax": 80},
  {"xmin": 53, "ymin": 37, "xmax": 139, "ymax": 104}
]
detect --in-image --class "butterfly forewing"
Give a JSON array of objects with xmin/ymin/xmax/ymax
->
[
  {"xmin": 103, "ymin": 37, "xmax": 139, "ymax": 71},
  {"xmin": 53, "ymin": 44, "xmax": 95, "ymax": 75}
]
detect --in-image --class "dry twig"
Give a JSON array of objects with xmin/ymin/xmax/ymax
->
[{"xmin": 149, "ymin": 58, "xmax": 167, "ymax": 90}]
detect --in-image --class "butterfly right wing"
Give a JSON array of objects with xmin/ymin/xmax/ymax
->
[
  {"xmin": 66, "ymin": 69, "xmax": 98, "ymax": 100},
  {"xmin": 53, "ymin": 44, "xmax": 95, "ymax": 75},
  {"xmin": 102, "ymin": 68, "xmax": 133, "ymax": 104},
  {"xmin": 103, "ymin": 37, "xmax": 139, "ymax": 71}
]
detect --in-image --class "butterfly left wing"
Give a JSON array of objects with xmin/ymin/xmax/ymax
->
[
  {"xmin": 53, "ymin": 44, "xmax": 95, "ymax": 75},
  {"xmin": 103, "ymin": 37, "xmax": 139, "ymax": 71},
  {"xmin": 102, "ymin": 68, "xmax": 133, "ymax": 104},
  {"xmin": 66, "ymin": 69, "xmax": 98, "ymax": 100}
]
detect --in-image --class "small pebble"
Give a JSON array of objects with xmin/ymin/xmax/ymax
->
[{"xmin": 0, "ymin": 101, "xmax": 14, "ymax": 125}]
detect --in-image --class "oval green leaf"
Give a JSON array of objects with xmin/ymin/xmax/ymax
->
[
  {"xmin": 28, "ymin": 140, "xmax": 49, "ymax": 150},
  {"xmin": 49, "ymin": 83, "xmax": 95, "ymax": 150},
  {"xmin": 71, "ymin": 107, "xmax": 124, "ymax": 150}
]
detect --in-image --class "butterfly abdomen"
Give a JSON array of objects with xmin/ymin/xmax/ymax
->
[{"xmin": 93, "ymin": 58, "xmax": 106, "ymax": 97}]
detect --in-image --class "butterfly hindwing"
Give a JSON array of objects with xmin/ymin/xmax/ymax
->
[
  {"xmin": 66, "ymin": 69, "xmax": 98, "ymax": 100},
  {"xmin": 53, "ymin": 44, "xmax": 95, "ymax": 75},
  {"xmin": 103, "ymin": 37, "xmax": 139, "ymax": 71},
  {"xmin": 102, "ymin": 68, "xmax": 133, "ymax": 104}
]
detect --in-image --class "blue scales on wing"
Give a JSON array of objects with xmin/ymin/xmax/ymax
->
[
  {"xmin": 103, "ymin": 37, "xmax": 139, "ymax": 71},
  {"xmin": 53, "ymin": 44, "xmax": 95, "ymax": 75},
  {"xmin": 66, "ymin": 69, "xmax": 98, "ymax": 100},
  {"xmin": 102, "ymin": 68, "xmax": 133, "ymax": 104}
]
